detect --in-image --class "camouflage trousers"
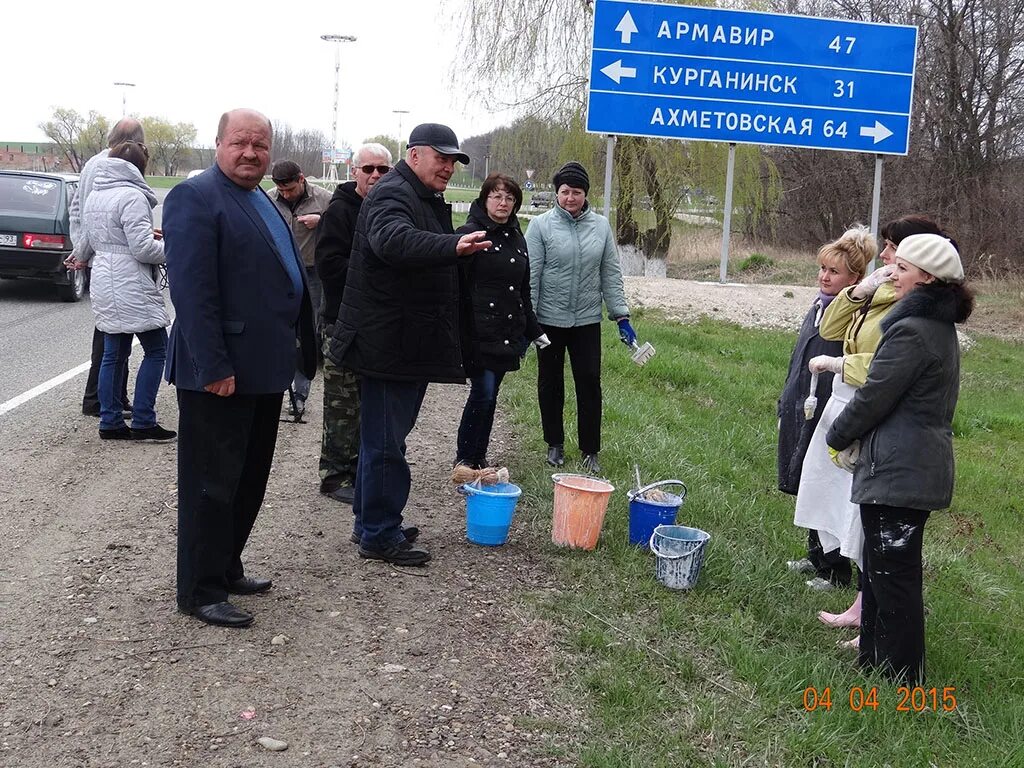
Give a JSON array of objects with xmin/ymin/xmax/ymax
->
[{"xmin": 319, "ymin": 337, "xmax": 360, "ymax": 490}]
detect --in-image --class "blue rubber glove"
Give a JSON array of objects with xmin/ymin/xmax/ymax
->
[{"xmin": 617, "ymin": 317, "xmax": 637, "ymax": 346}]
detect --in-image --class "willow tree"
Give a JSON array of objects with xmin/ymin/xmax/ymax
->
[{"xmin": 452, "ymin": 0, "xmax": 779, "ymax": 273}]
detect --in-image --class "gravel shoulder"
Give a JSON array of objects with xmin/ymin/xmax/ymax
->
[{"xmin": 0, "ymin": 383, "xmax": 574, "ymax": 767}]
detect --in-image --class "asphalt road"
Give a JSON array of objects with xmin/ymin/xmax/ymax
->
[{"xmin": 0, "ymin": 188, "xmax": 169, "ymax": 415}]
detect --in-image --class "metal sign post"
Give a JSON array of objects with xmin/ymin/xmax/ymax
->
[
  {"xmin": 719, "ymin": 143, "xmax": 736, "ymax": 283},
  {"xmin": 868, "ymin": 154, "xmax": 884, "ymax": 270},
  {"xmin": 603, "ymin": 135, "xmax": 616, "ymax": 217}
]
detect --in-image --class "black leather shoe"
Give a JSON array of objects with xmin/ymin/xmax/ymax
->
[
  {"xmin": 323, "ymin": 486, "xmax": 355, "ymax": 504},
  {"xmin": 350, "ymin": 526, "xmax": 419, "ymax": 546},
  {"xmin": 227, "ymin": 576, "xmax": 273, "ymax": 595},
  {"xmin": 546, "ymin": 444, "xmax": 565, "ymax": 467},
  {"xmin": 99, "ymin": 426, "xmax": 132, "ymax": 440},
  {"xmin": 191, "ymin": 601, "xmax": 254, "ymax": 627},
  {"xmin": 581, "ymin": 453, "xmax": 601, "ymax": 475},
  {"xmin": 131, "ymin": 424, "xmax": 177, "ymax": 442},
  {"xmin": 358, "ymin": 541, "xmax": 431, "ymax": 566}
]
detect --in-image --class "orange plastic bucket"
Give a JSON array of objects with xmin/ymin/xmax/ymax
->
[{"xmin": 551, "ymin": 474, "xmax": 615, "ymax": 550}]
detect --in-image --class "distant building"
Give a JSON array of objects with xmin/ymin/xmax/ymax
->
[{"xmin": 0, "ymin": 142, "xmax": 64, "ymax": 172}]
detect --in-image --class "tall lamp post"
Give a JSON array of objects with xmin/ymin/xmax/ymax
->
[
  {"xmin": 113, "ymin": 81, "xmax": 135, "ymax": 117},
  {"xmin": 320, "ymin": 34, "xmax": 357, "ymax": 180},
  {"xmin": 392, "ymin": 109, "xmax": 409, "ymax": 163}
]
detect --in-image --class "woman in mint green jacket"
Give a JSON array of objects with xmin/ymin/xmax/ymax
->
[{"xmin": 525, "ymin": 162, "xmax": 632, "ymax": 476}]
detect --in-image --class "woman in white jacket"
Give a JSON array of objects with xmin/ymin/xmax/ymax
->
[{"xmin": 72, "ymin": 141, "xmax": 174, "ymax": 442}]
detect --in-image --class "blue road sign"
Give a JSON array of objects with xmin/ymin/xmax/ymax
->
[{"xmin": 586, "ymin": 0, "xmax": 918, "ymax": 155}]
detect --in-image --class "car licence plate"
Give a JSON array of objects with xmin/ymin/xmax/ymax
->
[{"xmin": 0, "ymin": 233, "xmax": 17, "ymax": 247}]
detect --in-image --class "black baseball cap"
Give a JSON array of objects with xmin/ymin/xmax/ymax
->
[{"xmin": 407, "ymin": 123, "xmax": 470, "ymax": 164}]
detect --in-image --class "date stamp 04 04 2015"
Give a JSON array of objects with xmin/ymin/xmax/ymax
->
[{"xmin": 802, "ymin": 686, "xmax": 958, "ymax": 713}]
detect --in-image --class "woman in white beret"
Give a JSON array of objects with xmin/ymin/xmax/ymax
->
[{"xmin": 825, "ymin": 233, "xmax": 973, "ymax": 686}]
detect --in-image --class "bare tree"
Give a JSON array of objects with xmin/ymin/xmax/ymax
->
[
  {"xmin": 270, "ymin": 121, "xmax": 331, "ymax": 177},
  {"xmin": 38, "ymin": 108, "xmax": 108, "ymax": 172},
  {"xmin": 141, "ymin": 117, "xmax": 198, "ymax": 176}
]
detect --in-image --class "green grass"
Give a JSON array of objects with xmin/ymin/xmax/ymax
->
[
  {"xmin": 145, "ymin": 175, "xmax": 184, "ymax": 189},
  {"xmin": 497, "ymin": 311, "xmax": 1024, "ymax": 767}
]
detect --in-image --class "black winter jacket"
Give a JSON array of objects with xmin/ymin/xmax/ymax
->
[
  {"xmin": 315, "ymin": 181, "xmax": 362, "ymax": 326},
  {"xmin": 827, "ymin": 285, "xmax": 962, "ymax": 511},
  {"xmin": 456, "ymin": 200, "xmax": 543, "ymax": 374},
  {"xmin": 777, "ymin": 301, "xmax": 843, "ymax": 495},
  {"xmin": 326, "ymin": 160, "xmax": 467, "ymax": 383}
]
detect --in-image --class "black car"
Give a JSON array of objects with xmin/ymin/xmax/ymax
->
[{"xmin": 0, "ymin": 170, "xmax": 84, "ymax": 301}]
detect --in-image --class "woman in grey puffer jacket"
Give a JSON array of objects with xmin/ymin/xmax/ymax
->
[
  {"xmin": 72, "ymin": 141, "xmax": 174, "ymax": 442},
  {"xmin": 526, "ymin": 162, "xmax": 633, "ymax": 476}
]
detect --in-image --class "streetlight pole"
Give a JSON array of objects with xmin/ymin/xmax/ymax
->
[
  {"xmin": 320, "ymin": 34, "xmax": 357, "ymax": 180},
  {"xmin": 113, "ymin": 82, "xmax": 135, "ymax": 117},
  {"xmin": 392, "ymin": 109, "xmax": 409, "ymax": 164}
]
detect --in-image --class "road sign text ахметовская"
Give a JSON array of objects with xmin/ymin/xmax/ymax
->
[{"xmin": 586, "ymin": 0, "xmax": 918, "ymax": 154}]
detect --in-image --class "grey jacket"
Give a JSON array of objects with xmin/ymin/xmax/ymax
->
[
  {"xmin": 526, "ymin": 202, "xmax": 628, "ymax": 327},
  {"xmin": 68, "ymin": 148, "xmax": 110, "ymax": 259},
  {"xmin": 76, "ymin": 158, "xmax": 167, "ymax": 334},
  {"xmin": 827, "ymin": 286, "xmax": 962, "ymax": 511}
]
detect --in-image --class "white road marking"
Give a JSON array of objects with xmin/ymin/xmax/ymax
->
[{"xmin": 0, "ymin": 338, "xmax": 142, "ymax": 417}]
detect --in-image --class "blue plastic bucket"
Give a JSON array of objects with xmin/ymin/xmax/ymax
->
[
  {"xmin": 462, "ymin": 482, "xmax": 522, "ymax": 546},
  {"xmin": 627, "ymin": 480, "xmax": 687, "ymax": 547},
  {"xmin": 649, "ymin": 524, "xmax": 711, "ymax": 590}
]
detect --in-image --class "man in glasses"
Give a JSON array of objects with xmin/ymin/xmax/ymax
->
[
  {"xmin": 314, "ymin": 143, "xmax": 393, "ymax": 505},
  {"xmin": 325, "ymin": 123, "xmax": 491, "ymax": 566},
  {"xmin": 268, "ymin": 160, "xmax": 334, "ymax": 418},
  {"xmin": 71, "ymin": 117, "xmax": 146, "ymax": 418}
]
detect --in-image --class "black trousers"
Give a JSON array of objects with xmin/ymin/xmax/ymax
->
[
  {"xmin": 807, "ymin": 529, "xmax": 852, "ymax": 586},
  {"xmin": 82, "ymin": 326, "xmax": 130, "ymax": 413},
  {"xmin": 537, "ymin": 323, "xmax": 602, "ymax": 455},
  {"xmin": 176, "ymin": 389, "xmax": 283, "ymax": 609},
  {"xmin": 859, "ymin": 503, "xmax": 930, "ymax": 686}
]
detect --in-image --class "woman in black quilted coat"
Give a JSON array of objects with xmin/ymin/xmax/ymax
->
[{"xmin": 454, "ymin": 173, "xmax": 546, "ymax": 468}]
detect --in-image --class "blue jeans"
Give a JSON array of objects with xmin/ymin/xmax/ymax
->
[
  {"xmin": 456, "ymin": 369, "xmax": 505, "ymax": 468},
  {"xmin": 99, "ymin": 328, "xmax": 168, "ymax": 431},
  {"xmin": 352, "ymin": 377, "xmax": 427, "ymax": 548}
]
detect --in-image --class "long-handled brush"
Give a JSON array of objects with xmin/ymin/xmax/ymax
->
[
  {"xmin": 803, "ymin": 371, "xmax": 820, "ymax": 420},
  {"xmin": 630, "ymin": 340, "xmax": 656, "ymax": 366}
]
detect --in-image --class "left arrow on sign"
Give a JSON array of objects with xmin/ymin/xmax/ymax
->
[
  {"xmin": 600, "ymin": 59, "xmax": 638, "ymax": 84},
  {"xmin": 615, "ymin": 11, "xmax": 638, "ymax": 44},
  {"xmin": 859, "ymin": 120, "xmax": 894, "ymax": 144}
]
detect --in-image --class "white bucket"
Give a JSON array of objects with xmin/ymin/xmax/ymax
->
[{"xmin": 649, "ymin": 524, "xmax": 711, "ymax": 590}]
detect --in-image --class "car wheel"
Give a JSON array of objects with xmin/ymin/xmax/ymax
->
[{"xmin": 56, "ymin": 265, "xmax": 85, "ymax": 302}]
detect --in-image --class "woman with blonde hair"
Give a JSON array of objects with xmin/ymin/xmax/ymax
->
[{"xmin": 783, "ymin": 225, "xmax": 874, "ymax": 587}]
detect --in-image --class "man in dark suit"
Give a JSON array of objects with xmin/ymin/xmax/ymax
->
[
  {"xmin": 326, "ymin": 123, "xmax": 490, "ymax": 566},
  {"xmin": 163, "ymin": 108, "xmax": 316, "ymax": 627}
]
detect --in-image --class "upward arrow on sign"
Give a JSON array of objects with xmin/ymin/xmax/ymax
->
[{"xmin": 615, "ymin": 11, "xmax": 638, "ymax": 44}]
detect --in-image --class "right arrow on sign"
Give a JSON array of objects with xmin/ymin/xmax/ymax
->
[
  {"xmin": 859, "ymin": 121, "xmax": 894, "ymax": 144},
  {"xmin": 600, "ymin": 60, "xmax": 638, "ymax": 84},
  {"xmin": 616, "ymin": 11, "xmax": 638, "ymax": 44}
]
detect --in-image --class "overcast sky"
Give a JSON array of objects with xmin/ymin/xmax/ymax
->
[{"xmin": 2, "ymin": 0, "xmax": 513, "ymax": 153}]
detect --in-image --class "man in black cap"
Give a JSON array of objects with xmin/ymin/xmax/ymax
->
[{"xmin": 326, "ymin": 123, "xmax": 490, "ymax": 566}]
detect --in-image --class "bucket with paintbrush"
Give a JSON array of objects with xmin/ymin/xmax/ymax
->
[{"xmin": 627, "ymin": 465, "xmax": 687, "ymax": 547}]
